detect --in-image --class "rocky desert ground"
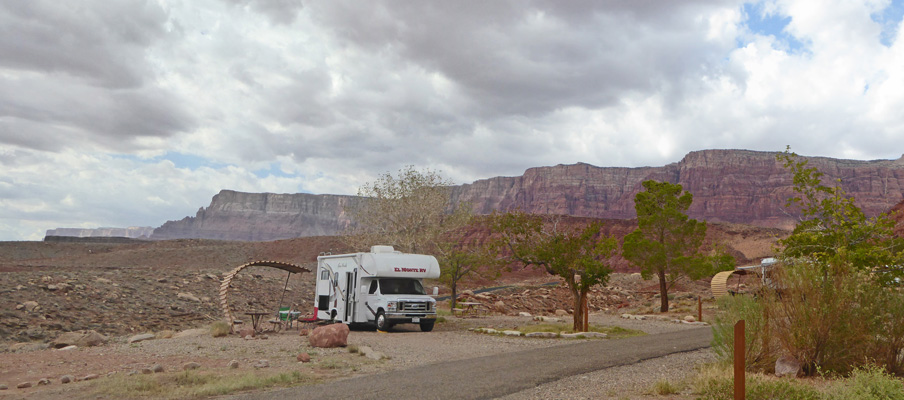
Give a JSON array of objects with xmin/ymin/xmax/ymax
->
[{"xmin": 0, "ymin": 233, "xmax": 778, "ymax": 399}]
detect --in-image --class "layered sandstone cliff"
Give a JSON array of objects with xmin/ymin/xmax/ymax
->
[
  {"xmin": 452, "ymin": 149, "xmax": 904, "ymax": 229},
  {"xmin": 152, "ymin": 149, "xmax": 904, "ymax": 241},
  {"xmin": 151, "ymin": 191, "xmax": 362, "ymax": 241}
]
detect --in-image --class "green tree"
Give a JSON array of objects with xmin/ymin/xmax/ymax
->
[
  {"xmin": 622, "ymin": 180, "xmax": 732, "ymax": 312},
  {"xmin": 344, "ymin": 166, "xmax": 472, "ymax": 254},
  {"xmin": 776, "ymin": 148, "xmax": 903, "ymax": 283},
  {"xmin": 435, "ymin": 239, "xmax": 503, "ymax": 311},
  {"xmin": 490, "ymin": 211, "xmax": 617, "ymax": 331}
]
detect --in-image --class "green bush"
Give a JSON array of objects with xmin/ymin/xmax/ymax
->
[
  {"xmin": 825, "ymin": 365, "xmax": 904, "ymax": 400},
  {"xmin": 693, "ymin": 365, "xmax": 820, "ymax": 400},
  {"xmin": 763, "ymin": 261, "xmax": 880, "ymax": 375},
  {"xmin": 711, "ymin": 295, "xmax": 775, "ymax": 371}
]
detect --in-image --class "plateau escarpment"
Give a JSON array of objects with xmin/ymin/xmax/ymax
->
[
  {"xmin": 151, "ymin": 191, "xmax": 363, "ymax": 241},
  {"xmin": 452, "ymin": 149, "xmax": 904, "ymax": 229},
  {"xmin": 152, "ymin": 150, "xmax": 904, "ymax": 241}
]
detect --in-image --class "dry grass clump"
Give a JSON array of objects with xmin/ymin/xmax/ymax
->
[
  {"xmin": 91, "ymin": 370, "xmax": 317, "ymax": 399},
  {"xmin": 209, "ymin": 321, "xmax": 231, "ymax": 338}
]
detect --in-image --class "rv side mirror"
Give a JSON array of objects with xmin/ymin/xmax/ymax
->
[{"xmin": 432, "ymin": 287, "xmax": 439, "ymax": 296}]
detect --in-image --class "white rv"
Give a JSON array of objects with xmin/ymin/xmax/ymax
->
[{"xmin": 315, "ymin": 245, "xmax": 440, "ymax": 332}]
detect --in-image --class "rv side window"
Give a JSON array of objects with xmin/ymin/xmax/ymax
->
[
  {"xmin": 320, "ymin": 269, "xmax": 329, "ymax": 280},
  {"xmin": 369, "ymin": 280, "xmax": 378, "ymax": 294}
]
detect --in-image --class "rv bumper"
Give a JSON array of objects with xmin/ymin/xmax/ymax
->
[{"xmin": 385, "ymin": 312, "xmax": 437, "ymax": 323}]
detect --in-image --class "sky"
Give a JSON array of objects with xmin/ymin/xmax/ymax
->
[{"xmin": 2, "ymin": 0, "xmax": 904, "ymax": 241}]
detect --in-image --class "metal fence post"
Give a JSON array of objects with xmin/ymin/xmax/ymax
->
[{"xmin": 734, "ymin": 319, "xmax": 745, "ymax": 400}]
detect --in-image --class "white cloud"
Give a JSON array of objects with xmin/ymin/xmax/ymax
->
[{"xmin": 2, "ymin": 0, "xmax": 904, "ymax": 240}]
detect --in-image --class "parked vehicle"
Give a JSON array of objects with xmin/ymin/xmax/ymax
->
[{"xmin": 315, "ymin": 246, "xmax": 440, "ymax": 332}]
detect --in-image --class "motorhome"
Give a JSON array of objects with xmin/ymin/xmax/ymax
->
[{"xmin": 315, "ymin": 245, "xmax": 440, "ymax": 332}]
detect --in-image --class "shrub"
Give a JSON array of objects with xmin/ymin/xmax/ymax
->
[
  {"xmin": 692, "ymin": 364, "xmax": 820, "ymax": 400},
  {"xmin": 210, "ymin": 321, "xmax": 231, "ymax": 338},
  {"xmin": 763, "ymin": 261, "xmax": 879, "ymax": 375},
  {"xmin": 826, "ymin": 365, "xmax": 904, "ymax": 400},
  {"xmin": 711, "ymin": 295, "xmax": 775, "ymax": 371}
]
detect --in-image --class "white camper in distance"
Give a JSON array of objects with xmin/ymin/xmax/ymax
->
[{"xmin": 315, "ymin": 245, "xmax": 440, "ymax": 332}]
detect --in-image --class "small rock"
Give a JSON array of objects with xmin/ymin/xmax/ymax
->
[
  {"xmin": 244, "ymin": 335, "xmax": 254, "ymax": 340},
  {"xmin": 95, "ymin": 278, "xmax": 112, "ymax": 284},
  {"xmin": 0, "ymin": 383, "xmax": 7, "ymax": 390},
  {"xmin": 253, "ymin": 360, "xmax": 269, "ymax": 369},
  {"xmin": 525, "ymin": 332, "xmax": 557, "ymax": 338},
  {"xmin": 128, "ymin": 371, "xmax": 139, "ymax": 376},
  {"xmin": 60, "ymin": 375, "xmax": 73, "ymax": 384},
  {"xmin": 776, "ymin": 355, "xmax": 802, "ymax": 378},
  {"xmin": 560, "ymin": 332, "xmax": 586, "ymax": 338},
  {"xmin": 151, "ymin": 364, "xmax": 164, "ymax": 373},
  {"xmin": 177, "ymin": 292, "xmax": 201, "ymax": 302},
  {"xmin": 502, "ymin": 330, "xmax": 522, "ymax": 336},
  {"xmin": 298, "ymin": 328, "xmax": 309, "ymax": 337},
  {"xmin": 46, "ymin": 284, "xmax": 59, "ymax": 291},
  {"xmin": 554, "ymin": 309, "xmax": 569, "ymax": 316},
  {"xmin": 683, "ymin": 315, "xmax": 696, "ymax": 323},
  {"xmin": 128, "ymin": 333, "xmax": 155, "ymax": 344},
  {"xmin": 238, "ymin": 327, "xmax": 255, "ymax": 338},
  {"xmin": 15, "ymin": 304, "xmax": 23, "ymax": 310},
  {"xmin": 37, "ymin": 378, "xmax": 51, "ymax": 386},
  {"xmin": 227, "ymin": 360, "xmax": 240, "ymax": 369},
  {"xmin": 365, "ymin": 350, "xmax": 385, "ymax": 360},
  {"xmin": 57, "ymin": 345, "xmax": 78, "ymax": 351},
  {"xmin": 17, "ymin": 382, "xmax": 32, "ymax": 389},
  {"xmin": 141, "ymin": 368, "xmax": 153, "ymax": 374},
  {"xmin": 259, "ymin": 334, "xmax": 269, "ymax": 340},
  {"xmin": 296, "ymin": 353, "xmax": 311, "ymax": 363},
  {"xmin": 156, "ymin": 278, "xmax": 168, "ymax": 283},
  {"xmin": 82, "ymin": 374, "xmax": 99, "ymax": 381},
  {"xmin": 494, "ymin": 301, "xmax": 506, "ymax": 312},
  {"xmin": 183, "ymin": 362, "xmax": 201, "ymax": 371},
  {"xmin": 23, "ymin": 301, "xmax": 39, "ymax": 312},
  {"xmin": 518, "ymin": 312, "xmax": 532, "ymax": 317}
]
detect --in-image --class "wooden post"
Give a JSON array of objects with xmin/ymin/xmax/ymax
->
[{"xmin": 734, "ymin": 320, "xmax": 745, "ymax": 400}]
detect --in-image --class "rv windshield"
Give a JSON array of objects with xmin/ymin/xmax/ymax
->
[{"xmin": 379, "ymin": 278, "xmax": 425, "ymax": 295}]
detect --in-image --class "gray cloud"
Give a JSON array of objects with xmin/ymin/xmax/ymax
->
[{"xmin": 221, "ymin": 0, "xmax": 305, "ymax": 25}]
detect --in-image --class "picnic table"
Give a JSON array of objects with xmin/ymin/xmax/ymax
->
[
  {"xmin": 244, "ymin": 312, "xmax": 270, "ymax": 332},
  {"xmin": 453, "ymin": 302, "xmax": 489, "ymax": 317}
]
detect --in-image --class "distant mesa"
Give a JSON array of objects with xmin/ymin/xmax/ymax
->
[
  {"xmin": 50, "ymin": 149, "xmax": 904, "ymax": 242},
  {"xmin": 44, "ymin": 227, "xmax": 154, "ymax": 242}
]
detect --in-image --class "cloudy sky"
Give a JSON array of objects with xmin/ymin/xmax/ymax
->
[{"xmin": 2, "ymin": 0, "xmax": 904, "ymax": 240}]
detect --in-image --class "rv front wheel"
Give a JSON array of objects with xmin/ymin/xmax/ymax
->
[{"xmin": 375, "ymin": 311, "xmax": 391, "ymax": 331}]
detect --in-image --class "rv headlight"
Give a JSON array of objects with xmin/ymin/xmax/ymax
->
[{"xmin": 387, "ymin": 302, "xmax": 397, "ymax": 311}]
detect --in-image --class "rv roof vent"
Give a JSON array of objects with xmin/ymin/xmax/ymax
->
[{"xmin": 371, "ymin": 245, "xmax": 395, "ymax": 253}]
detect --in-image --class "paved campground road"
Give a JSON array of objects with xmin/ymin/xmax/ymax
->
[{"xmin": 229, "ymin": 327, "xmax": 712, "ymax": 400}]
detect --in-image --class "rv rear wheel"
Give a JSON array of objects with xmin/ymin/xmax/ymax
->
[
  {"xmin": 420, "ymin": 320, "xmax": 435, "ymax": 332},
  {"xmin": 375, "ymin": 311, "xmax": 392, "ymax": 331}
]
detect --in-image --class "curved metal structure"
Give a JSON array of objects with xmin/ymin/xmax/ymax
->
[
  {"xmin": 219, "ymin": 261, "xmax": 311, "ymax": 328},
  {"xmin": 711, "ymin": 269, "xmax": 757, "ymax": 298}
]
